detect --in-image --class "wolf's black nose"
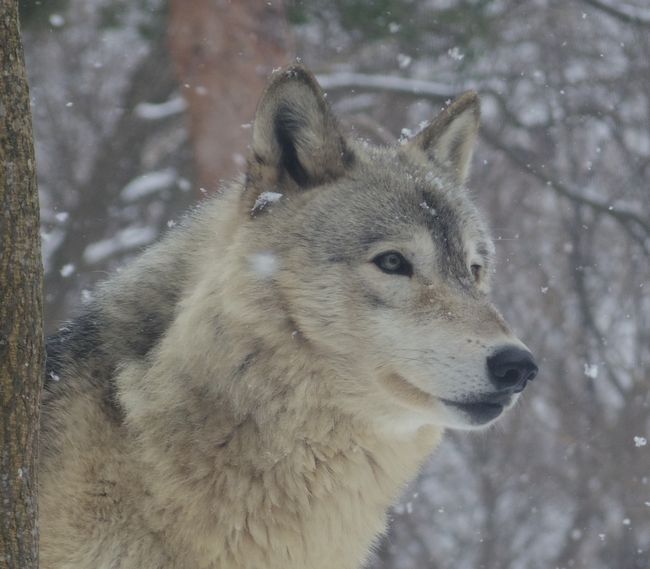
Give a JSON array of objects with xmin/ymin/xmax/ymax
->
[{"xmin": 487, "ymin": 347, "xmax": 538, "ymax": 392}]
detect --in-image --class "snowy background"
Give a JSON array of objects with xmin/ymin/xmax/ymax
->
[{"xmin": 23, "ymin": 0, "xmax": 650, "ymax": 567}]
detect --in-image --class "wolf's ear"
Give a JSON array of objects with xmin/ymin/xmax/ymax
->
[
  {"xmin": 407, "ymin": 91, "xmax": 480, "ymax": 184},
  {"xmin": 244, "ymin": 65, "xmax": 352, "ymax": 211}
]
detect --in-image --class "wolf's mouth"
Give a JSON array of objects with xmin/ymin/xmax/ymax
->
[{"xmin": 441, "ymin": 397, "xmax": 510, "ymax": 424}]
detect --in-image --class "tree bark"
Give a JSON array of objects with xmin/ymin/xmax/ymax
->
[
  {"xmin": 168, "ymin": 0, "xmax": 294, "ymax": 195},
  {"xmin": 0, "ymin": 1, "xmax": 44, "ymax": 568}
]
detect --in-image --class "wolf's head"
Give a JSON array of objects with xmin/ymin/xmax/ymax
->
[{"xmin": 226, "ymin": 65, "xmax": 537, "ymax": 432}]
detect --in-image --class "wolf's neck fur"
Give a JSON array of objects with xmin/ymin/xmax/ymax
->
[
  {"xmin": 118, "ymin": 298, "xmax": 440, "ymax": 568},
  {"xmin": 105, "ymin": 191, "xmax": 441, "ymax": 568}
]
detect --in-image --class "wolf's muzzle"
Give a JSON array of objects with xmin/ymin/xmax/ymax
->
[{"xmin": 487, "ymin": 347, "xmax": 538, "ymax": 393}]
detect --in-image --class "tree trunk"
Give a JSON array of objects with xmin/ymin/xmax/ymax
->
[
  {"xmin": 0, "ymin": 1, "xmax": 44, "ymax": 568},
  {"xmin": 168, "ymin": 0, "xmax": 294, "ymax": 195}
]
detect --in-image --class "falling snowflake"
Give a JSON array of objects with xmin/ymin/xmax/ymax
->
[
  {"xmin": 397, "ymin": 54, "xmax": 412, "ymax": 69},
  {"xmin": 49, "ymin": 14, "xmax": 65, "ymax": 27},
  {"xmin": 448, "ymin": 47, "xmax": 465, "ymax": 61},
  {"xmin": 60, "ymin": 263, "xmax": 75, "ymax": 278}
]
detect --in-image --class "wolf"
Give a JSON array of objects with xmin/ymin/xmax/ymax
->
[{"xmin": 40, "ymin": 64, "xmax": 538, "ymax": 569}]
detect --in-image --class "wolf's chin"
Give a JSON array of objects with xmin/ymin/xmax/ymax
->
[
  {"xmin": 441, "ymin": 399, "xmax": 504, "ymax": 425},
  {"xmin": 438, "ymin": 393, "xmax": 520, "ymax": 430}
]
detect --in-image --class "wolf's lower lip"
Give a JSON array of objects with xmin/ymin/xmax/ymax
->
[{"xmin": 441, "ymin": 399, "xmax": 504, "ymax": 423}]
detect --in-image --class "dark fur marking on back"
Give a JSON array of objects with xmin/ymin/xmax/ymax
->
[
  {"xmin": 44, "ymin": 309, "xmax": 124, "ymax": 423},
  {"xmin": 126, "ymin": 312, "xmax": 166, "ymax": 358},
  {"xmin": 46, "ymin": 310, "xmax": 102, "ymax": 380}
]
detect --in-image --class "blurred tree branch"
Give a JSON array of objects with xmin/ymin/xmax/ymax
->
[
  {"xmin": 479, "ymin": 129, "xmax": 650, "ymax": 256},
  {"xmin": 581, "ymin": 0, "xmax": 650, "ymax": 27},
  {"xmin": 318, "ymin": 72, "xmax": 650, "ymax": 252},
  {"xmin": 44, "ymin": 36, "xmax": 181, "ymax": 329},
  {"xmin": 317, "ymin": 72, "xmax": 464, "ymax": 99}
]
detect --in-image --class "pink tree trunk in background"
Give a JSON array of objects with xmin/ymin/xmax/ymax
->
[{"xmin": 168, "ymin": 0, "xmax": 294, "ymax": 196}]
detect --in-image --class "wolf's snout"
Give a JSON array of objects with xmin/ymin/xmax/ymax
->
[{"xmin": 487, "ymin": 347, "xmax": 538, "ymax": 393}]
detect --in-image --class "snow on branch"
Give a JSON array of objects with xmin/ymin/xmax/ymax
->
[
  {"xmin": 120, "ymin": 168, "xmax": 177, "ymax": 202},
  {"xmin": 316, "ymin": 72, "xmax": 471, "ymax": 99},
  {"xmin": 83, "ymin": 226, "xmax": 158, "ymax": 265},
  {"xmin": 134, "ymin": 96, "xmax": 187, "ymax": 120},
  {"xmin": 581, "ymin": 0, "xmax": 650, "ymax": 27}
]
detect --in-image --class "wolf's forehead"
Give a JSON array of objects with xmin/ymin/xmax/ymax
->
[
  {"xmin": 306, "ymin": 147, "xmax": 490, "ymax": 259},
  {"xmin": 343, "ymin": 154, "xmax": 492, "ymax": 262},
  {"xmin": 358, "ymin": 155, "xmax": 482, "ymax": 228}
]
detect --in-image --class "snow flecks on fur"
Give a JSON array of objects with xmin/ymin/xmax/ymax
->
[
  {"xmin": 425, "ymin": 172, "xmax": 447, "ymax": 187},
  {"xmin": 419, "ymin": 201, "xmax": 437, "ymax": 216},
  {"xmin": 399, "ymin": 127, "xmax": 413, "ymax": 144},
  {"xmin": 251, "ymin": 192, "xmax": 283, "ymax": 214},
  {"xmin": 249, "ymin": 253, "xmax": 278, "ymax": 279}
]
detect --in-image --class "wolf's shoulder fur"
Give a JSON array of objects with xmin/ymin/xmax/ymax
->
[{"xmin": 40, "ymin": 65, "xmax": 535, "ymax": 569}]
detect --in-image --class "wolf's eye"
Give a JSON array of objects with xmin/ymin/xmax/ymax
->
[
  {"xmin": 373, "ymin": 252, "xmax": 413, "ymax": 277},
  {"xmin": 470, "ymin": 264, "xmax": 482, "ymax": 282}
]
